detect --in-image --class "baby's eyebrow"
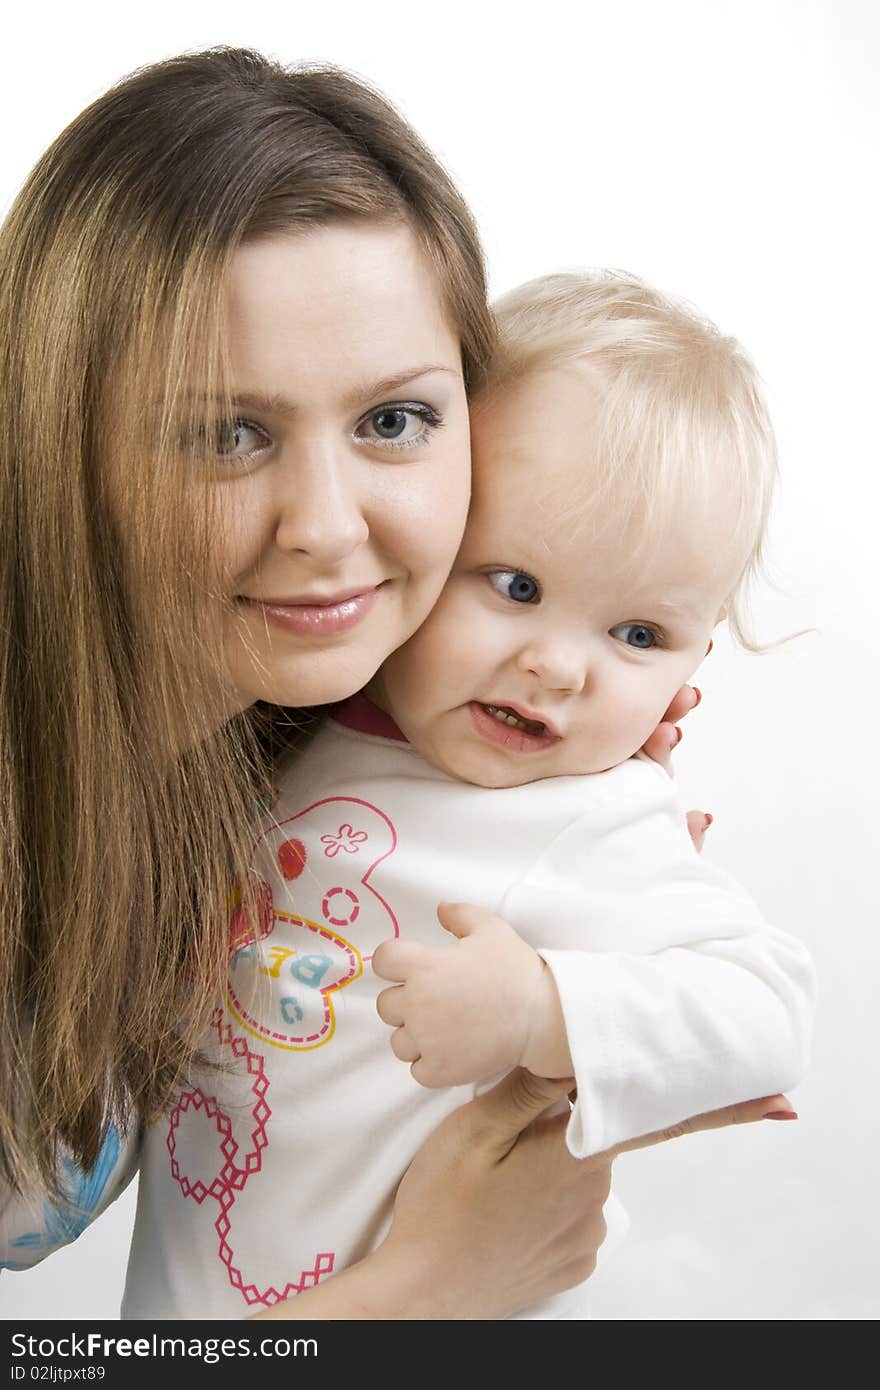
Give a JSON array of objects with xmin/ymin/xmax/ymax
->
[{"xmin": 638, "ymin": 599, "xmax": 703, "ymax": 622}]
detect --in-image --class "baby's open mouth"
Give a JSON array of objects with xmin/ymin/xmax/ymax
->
[{"xmin": 481, "ymin": 703, "xmax": 547, "ymax": 737}]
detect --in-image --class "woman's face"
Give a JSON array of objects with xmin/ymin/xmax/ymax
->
[{"xmin": 200, "ymin": 222, "xmax": 471, "ymax": 713}]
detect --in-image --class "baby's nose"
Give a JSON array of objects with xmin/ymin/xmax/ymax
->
[{"xmin": 516, "ymin": 640, "xmax": 588, "ymax": 694}]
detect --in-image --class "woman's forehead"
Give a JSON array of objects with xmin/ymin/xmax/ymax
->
[{"xmin": 224, "ymin": 223, "xmax": 462, "ymax": 398}]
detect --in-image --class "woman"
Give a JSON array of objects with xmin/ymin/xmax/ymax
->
[{"xmin": 0, "ymin": 47, "xmax": 783, "ymax": 1319}]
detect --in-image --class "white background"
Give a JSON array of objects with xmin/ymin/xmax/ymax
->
[{"xmin": 2, "ymin": 0, "xmax": 877, "ymax": 1321}]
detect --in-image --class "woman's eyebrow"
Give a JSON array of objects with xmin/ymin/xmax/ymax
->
[
  {"xmin": 226, "ymin": 365, "xmax": 460, "ymax": 417},
  {"xmin": 345, "ymin": 364, "xmax": 460, "ymax": 406}
]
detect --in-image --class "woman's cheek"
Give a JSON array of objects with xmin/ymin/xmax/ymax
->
[
  {"xmin": 405, "ymin": 477, "xmax": 470, "ymax": 591},
  {"xmin": 424, "ymin": 415, "xmax": 471, "ymax": 541},
  {"xmin": 205, "ymin": 475, "xmax": 270, "ymax": 584}
]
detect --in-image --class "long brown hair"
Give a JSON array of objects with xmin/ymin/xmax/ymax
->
[{"xmin": 0, "ymin": 47, "xmax": 494, "ymax": 1194}]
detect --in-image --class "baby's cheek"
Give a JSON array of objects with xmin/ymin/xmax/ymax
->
[
  {"xmin": 642, "ymin": 685, "xmax": 681, "ymax": 739},
  {"xmin": 617, "ymin": 672, "xmax": 664, "ymax": 728},
  {"xmin": 608, "ymin": 686, "xmax": 671, "ymax": 759}
]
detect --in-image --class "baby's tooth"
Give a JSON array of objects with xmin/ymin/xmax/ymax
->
[{"xmin": 484, "ymin": 703, "xmax": 537, "ymax": 734}]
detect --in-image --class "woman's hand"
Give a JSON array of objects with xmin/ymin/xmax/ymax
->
[
  {"xmin": 641, "ymin": 683, "xmax": 701, "ymax": 773},
  {"xmin": 685, "ymin": 808, "xmax": 713, "ymax": 852},
  {"xmin": 642, "ymin": 683, "xmax": 713, "ymax": 850},
  {"xmin": 252, "ymin": 1069, "xmax": 795, "ymax": 1320}
]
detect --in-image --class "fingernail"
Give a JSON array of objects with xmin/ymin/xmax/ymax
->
[
  {"xmin": 703, "ymin": 812, "xmax": 713, "ymax": 831},
  {"xmin": 692, "ymin": 686, "xmax": 702, "ymax": 707},
  {"xmin": 706, "ymin": 639, "xmax": 714, "ymax": 655},
  {"xmin": 763, "ymin": 1109, "xmax": 798, "ymax": 1120},
  {"xmin": 672, "ymin": 725, "xmax": 683, "ymax": 746}
]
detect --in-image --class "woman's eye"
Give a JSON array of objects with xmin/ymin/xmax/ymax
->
[
  {"xmin": 610, "ymin": 622, "xmax": 660, "ymax": 650},
  {"xmin": 356, "ymin": 402, "xmax": 442, "ymax": 451},
  {"xmin": 215, "ymin": 419, "xmax": 271, "ymax": 459},
  {"xmin": 187, "ymin": 418, "xmax": 271, "ymax": 463},
  {"xmin": 487, "ymin": 570, "xmax": 541, "ymax": 604}
]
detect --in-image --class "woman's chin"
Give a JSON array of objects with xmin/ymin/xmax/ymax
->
[{"xmin": 225, "ymin": 648, "xmax": 392, "ymax": 712}]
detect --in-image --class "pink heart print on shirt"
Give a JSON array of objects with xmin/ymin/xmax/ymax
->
[
  {"xmin": 225, "ymin": 796, "xmax": 399, "ymax": 1052},
  {"xmin": 165, "ymin": 794, "xmax": 400, "ymax": 1310}
]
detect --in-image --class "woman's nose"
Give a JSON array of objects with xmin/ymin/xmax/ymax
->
[
  {"xmin": 273, "ymin": 445, "xmax": 370, "ymax": 565},
  {"xmin": 516, "ymin": 639, "xmax": 589, "ymax": 694}
]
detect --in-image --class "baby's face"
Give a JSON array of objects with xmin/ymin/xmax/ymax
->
[{"xmin": 375, "ymin": 367, "xmax": 737, "ymax": 788}]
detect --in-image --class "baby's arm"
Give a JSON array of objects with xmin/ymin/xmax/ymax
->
[
  {"xmin": 374, "ymin": 760, "xmax": 815, "ymax": 1156},
  {"xmin": 501, "ymin": 761, "xmax": 816, "ymax": 1156}
]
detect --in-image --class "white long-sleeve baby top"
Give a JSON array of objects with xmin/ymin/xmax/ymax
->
[{"xmin": 121, "ymin": 695, "xmax": 815, "ymax": 1319}]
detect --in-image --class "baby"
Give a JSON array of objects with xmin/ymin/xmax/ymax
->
[
  {"xmin": 125, "ymin": 272, "xmax": 816, "ymax": 1320},
  {"xmin": 366, "ymin": 270, "xmax": 802, "ymax": 1097}
]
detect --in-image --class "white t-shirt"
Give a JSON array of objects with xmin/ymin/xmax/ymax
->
[{"xmin": 118, "ymin": 696, "xmax": 815, "ymax": 1320}]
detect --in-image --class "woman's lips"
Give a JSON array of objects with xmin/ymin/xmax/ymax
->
[
  {"xmin": 239, "ymin": 586, "xmax": 382, "ymax": 637},
  {"xmin": 468, "ymin": 701, "xmax": 560, "ymax": 753}
]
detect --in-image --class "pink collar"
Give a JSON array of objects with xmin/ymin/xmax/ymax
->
[{"xmin": 330, "ymin": 692, "xmax": 408, "ymax": 743}]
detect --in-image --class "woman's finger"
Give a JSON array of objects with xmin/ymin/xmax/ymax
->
[
  {"xmin": 662, "ymin": 683, "xmax": 701, "ymax": 725},
  {"xmin": 643, "ymin": 683, "xmax": 701, "ymax": 772},
  {"xmin": 604, "ymin": 1093, "xmax": 797, "ymax": 1160},
  {"xmin": 463, "ymin": 1067, "xmax": 575, "ymax": 1156},
  {"xmin": 686, "ymin": 809, "xmax": 713, "ymax": 852},
  {"xmin": 641, "ymin": 721, "xmax": 680, "ymax": 774}
]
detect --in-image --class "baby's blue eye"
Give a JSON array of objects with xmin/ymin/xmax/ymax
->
[
  {"xmin": 487, "ymin": 570, "xmax": 541, "ymax": 604},
  {"xmin": 610, "ymin": 622, "xmax": 658, "ymax": 649}
]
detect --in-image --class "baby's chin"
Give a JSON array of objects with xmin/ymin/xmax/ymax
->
[{"xmin": 419, "ymin": 741, "xmax": 632, "ymax": 789}]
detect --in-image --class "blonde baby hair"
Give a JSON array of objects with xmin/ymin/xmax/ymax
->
[{"xmin": 484, "ymin": 271, "xmax": 778, "ymax": 648}]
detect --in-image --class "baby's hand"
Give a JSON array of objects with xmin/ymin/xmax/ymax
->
[{"xmin": 372, "ymin": 905, "xmax": 549, "ymax": 1088}]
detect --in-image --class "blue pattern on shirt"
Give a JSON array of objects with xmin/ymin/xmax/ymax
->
[{"xmin": 1, "ymin": 1125, "xmax": 122, "ymax": 1269}]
